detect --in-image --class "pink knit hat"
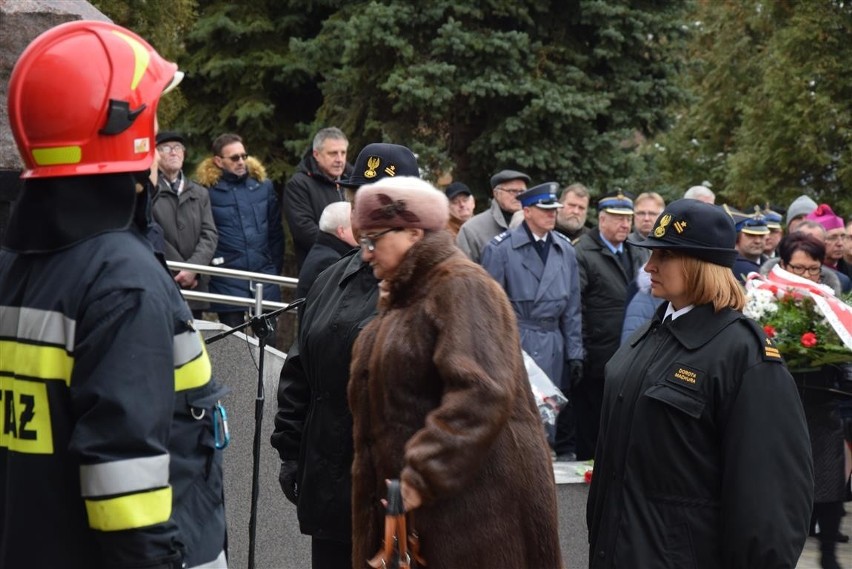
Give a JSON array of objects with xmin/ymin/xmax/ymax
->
[
  {"xmin": 353, "ymin": 176, "xmax": 449, "ymax": 231},
  {"xmin": 805, "ymin": 203, "xmax": 844, "ymax": 231}
]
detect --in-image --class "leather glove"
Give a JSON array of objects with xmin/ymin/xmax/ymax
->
[
  {"xmin": 279, "ymin": 460, "xmax": 299, "ymax": 506},
  {"xmin": 567, "ymin": 359, "xmax": 584, "ymax": 389}
]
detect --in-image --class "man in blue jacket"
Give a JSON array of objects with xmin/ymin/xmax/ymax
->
[
  {"xmin": 481, "ymin": 182, "xmax": 584, "ymax": 460},
  {"xmin": 196, "ymin": 133, "xmax": 285, "ymax": 327}
]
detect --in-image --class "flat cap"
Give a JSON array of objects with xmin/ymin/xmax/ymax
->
[
  {"xmin": 155, "ymin": 131, "xmax": 185, "ymax": 146},
  {"xmin": 490, "ymin": 169, "xmax": 531, "ymax": 189}
]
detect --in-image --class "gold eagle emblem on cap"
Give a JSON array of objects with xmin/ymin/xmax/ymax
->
[
  {"xmin": 654, "ymin": 214, "xmax": 672, "ymax": 238},
  {"xmin": 364, "ymin": 156, "xmax": 380, "ymax": 179}
]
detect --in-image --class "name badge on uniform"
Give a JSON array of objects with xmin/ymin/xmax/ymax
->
[{"xmin": 666, "ymin": 363, "xmax": 703, "ymax": 391}]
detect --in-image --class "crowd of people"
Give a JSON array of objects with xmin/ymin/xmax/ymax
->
[{"xmin": 4, "ymin": 19, "xmax": 852, "ymax": 569}]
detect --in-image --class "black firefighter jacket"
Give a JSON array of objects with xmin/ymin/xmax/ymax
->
[
  {"xmin": 271, "ymin": 249, "xmax": 378, "ymax": 541},
  {"xmin": 0, "ymin": 177, "xmax": 228, "ymax": 569},
  {"xmin": 587, "ymin": 303, "xmax": 814, "ymax": 569}
]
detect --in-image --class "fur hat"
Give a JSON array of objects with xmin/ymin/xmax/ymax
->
[
  {"xmin": 353, "ymin": 176, "xmax": 449, "ymax": 231},
  {"xmin": 805, "ymin": 203, "xmax": 844, "ymax": 231}
]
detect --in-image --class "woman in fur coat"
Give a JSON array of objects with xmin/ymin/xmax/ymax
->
[{"xmin": 348, "ymin": 176, "xmax": 562, "ymax": 569}]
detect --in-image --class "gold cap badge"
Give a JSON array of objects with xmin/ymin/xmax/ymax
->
[
  {"xmin": 654, "ymin": 214, "xmax": 672, "ymax": 238},
  {"xmin": 364, "ymin": 156, "xmax": 380, "ymax": 179}
]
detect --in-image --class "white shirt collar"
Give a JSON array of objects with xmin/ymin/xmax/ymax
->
[{"xmin": 663, "ymin": 302, "xmax": 695, "ymax": 322}]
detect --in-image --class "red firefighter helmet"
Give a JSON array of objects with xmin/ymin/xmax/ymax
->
[{"xmin": 7, "ymin": 20, "xmax": 182, "ymax": 179}]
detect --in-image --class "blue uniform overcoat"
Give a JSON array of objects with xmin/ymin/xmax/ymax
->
[{"xmin": 482, "ymin": 223, "xmax": 583, "ymax": 386}]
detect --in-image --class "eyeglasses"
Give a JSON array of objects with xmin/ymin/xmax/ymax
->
[
  {"xmin": 497, "ymin": 187, "xmax": 525, "ymax": 196},
  {"xmin": 158, "ymin": 143, "xmax": 184, "ymax": 154},
  {"xmin": 785, "ymin": 264, "xmax": 822, "ymax": 276},
  {"xmin": 825, "ymin": 234, "xmax": 850, "ymax": 243},
  {"xmin": 221, "ymin": 153, "xmax": 248, "ymax": 162},
  {"xmin": 359, "ymin": 228, "xmax": 402, "ymax": 252},
  {"xmin": 634, "ymin": 210, "xmax": 660, "ymax": 218}
]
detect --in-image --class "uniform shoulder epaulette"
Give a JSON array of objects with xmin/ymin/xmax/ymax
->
[
  {"xmin": 490, "ymin": 231, "xmax": 510, "ymax": 245},
  {"xmin": 553, "ymin": 231, "xmax": 572, "ymax": 244},
  {"xmin": 742, "ymin": 316, "xmax": 784, "ymax": 363}
]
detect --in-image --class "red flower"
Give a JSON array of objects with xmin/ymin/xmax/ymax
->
[
  {"xmin": 584, "ymin": 470, "xmax": 593, "ymax": 484},
  {"xmin": 763, "ymin": 325, "xmax": 776, "ymax": 338},
  {"xmin": 800, "ymin": 332, "xmax": 818, "ymax": 348}
]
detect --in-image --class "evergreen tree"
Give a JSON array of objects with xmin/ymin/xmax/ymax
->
[
  {"xmin": 293, "ymin": 0, "xmax": 688, "ymax": 197},
  {"xmin": 649, "ymin": 0, "xmax": 852, "ymax": 211}
]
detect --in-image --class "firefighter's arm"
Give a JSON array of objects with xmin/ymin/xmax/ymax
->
[{"xmin": 69, "ymin": 288, "xmax": 183, "ymax": 569}]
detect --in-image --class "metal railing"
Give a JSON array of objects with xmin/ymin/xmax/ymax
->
[{"xmin": 166, "ymin": 261, "xmax": 299, "ymax": 316}]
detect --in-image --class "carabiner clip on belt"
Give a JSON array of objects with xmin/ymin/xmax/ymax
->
[{"xmin": 213, "ymin": 401, "xmax": 230, "ymax": 449}]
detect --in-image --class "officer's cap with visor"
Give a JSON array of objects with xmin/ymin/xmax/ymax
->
[
  {"xmin": 627, "ymin": 199, "xmax": 738, "ymax": 268},
  {"xmin": 597, "ymin": 192, "xmax": 634, "ymax": 215},
  {"xmin": 724, "ymin": 205, "xmax": 770, "ymax": 236},
  {"xmin": 518, "ymin": 182, "xmax": 562, "ymax": 209}
]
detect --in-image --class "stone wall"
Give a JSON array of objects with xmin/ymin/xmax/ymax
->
[{"xmin": 0, "ymin": 0, "xmax": 110, "ymax": 243}]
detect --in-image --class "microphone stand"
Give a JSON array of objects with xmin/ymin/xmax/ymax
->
[{"xmin": 205, "ymin": 297, "xmax": 305, "ymax": 569}]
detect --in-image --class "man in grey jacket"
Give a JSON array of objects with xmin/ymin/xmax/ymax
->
[
  {"xmin": 152, "ymin": 131, "xmax": 218, "ymax": 318},
  {"xmin": 457, "ymin": 169, "xmax": 530, "ymax": 263}
]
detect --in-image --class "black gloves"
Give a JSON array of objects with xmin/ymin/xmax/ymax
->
[
  {"xmin": 567, "ymin": 359, "xmax": 584, "ymax": 389},
  {"xmin": 279, "ymin": 460, "xmax": 299, "ymax": 505}
]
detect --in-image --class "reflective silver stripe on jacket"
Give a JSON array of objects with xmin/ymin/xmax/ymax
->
[
  {"xmin": 79, "ymin": 454, "xmax": 170, "ymax": 497},
  {"xmin": 0, "ymin": 306, "xmax": 75, "ymax": 351},
  {"xmin": 174, "ymin": 329, "xmax": 204, "ymax": 367},
  {"xmin": 188, "ymin": 550, "xmax": 228, "ymax": 568}
]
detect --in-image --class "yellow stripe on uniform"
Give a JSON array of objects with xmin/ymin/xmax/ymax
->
[
  {"xmin": 174, "ymin": 340, "xmax": 212, "ymax": 392},
  {"xmin": 0, "ymin": 340, "xmax": 73, "ymax": 386},
  {"xmin": 85, "ymin": 486, "xmax": 172, "ymax": 532},
  {"xmin": 0, "ymin": 376, "xmax": 54, "ymax": 454}
]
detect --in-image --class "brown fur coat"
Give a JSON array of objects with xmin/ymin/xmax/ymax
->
[{"xmin": 349, "ymin": 230, "xmax": 562, "ymax": 569}]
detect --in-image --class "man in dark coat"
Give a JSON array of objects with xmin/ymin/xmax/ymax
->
[
  {"xmin": 152, "ymin": 131, "xmax": 218, "ymax": 318},
  {"xmin": 573, "ymin": 192, "xmax": 648, "ymax": 460},
  {"xmin": 283, "ymin": 127, "xmax": 353, "ymax": 269},
  {"xmin": 295, "ymin": 201, "xmax": 357, "ymax": 299},
  {"xmin": 271, "ymin": 143, "xmax": 420, "ymax": 569},
  {"xmin": 196, "ymin": 133, "xmax": 285, "ymax": 327}
]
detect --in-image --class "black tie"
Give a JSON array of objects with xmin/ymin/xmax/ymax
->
[
  {"xmin": 535, "ymin": 238, "xmax": 549, "ymax": 263},
  {"xmin": 616, "ymin": 249, "xmax": 631, "ymax": 275}
]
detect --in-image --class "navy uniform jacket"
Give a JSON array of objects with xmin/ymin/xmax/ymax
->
[
  {"xmin": 587, "ymin": 303, "xmax": 813, "ymax": 569},
  {"xmin": 481, "ymin": 224, "xmax": 583, "ymax": 386},
  {"xmin": 0, "ymin": 232, "xmax": 228, "ymax": 569}
]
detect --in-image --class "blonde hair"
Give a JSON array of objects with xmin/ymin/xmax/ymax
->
[{"xmin": 680, "ymin": 255, "xmax": 744, "ymax": 311}]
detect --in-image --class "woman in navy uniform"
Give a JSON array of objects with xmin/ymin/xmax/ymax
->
[{"xmin": 587, "ymin": 199, "xmax": 814, "ymax": 568}]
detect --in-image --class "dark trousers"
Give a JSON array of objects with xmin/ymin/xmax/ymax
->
[
  {"xmin": 554, "ymin": 399, "xmax": 576, "ymax": 456},
  {"xmin": 217, "ymin": 311, "xmax": 246, "ymax": 328},
  {"xmin": 574, "ymin": 373, "xmax": 605, "ymax": 461},
  {"xmin": 311, "ymin": 537, "xmax": 351, "ymax": 569},
  {"xmin": 813, "ymin": 501, "xmax": 845, "ymax": 568}
]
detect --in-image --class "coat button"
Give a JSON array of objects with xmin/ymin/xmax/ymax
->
[{"xmin": 599, "ymin": 551, "xmax": 606, "ymax": 558}]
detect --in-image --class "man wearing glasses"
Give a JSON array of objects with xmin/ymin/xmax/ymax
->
[
  {"xmin": 196, "ymin": 133, "xmax": 285, "ymax": 327},
  {"xmin": 628, "ymin": 191, "xmax": 666, "ymax": 242},
  {"xmin": 456, "ymin": 169, "xmax": 530, "ymax": 263},
  {"xmin": 152, "ymin": 131, "xmax": 218, "ymax": 319}
]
